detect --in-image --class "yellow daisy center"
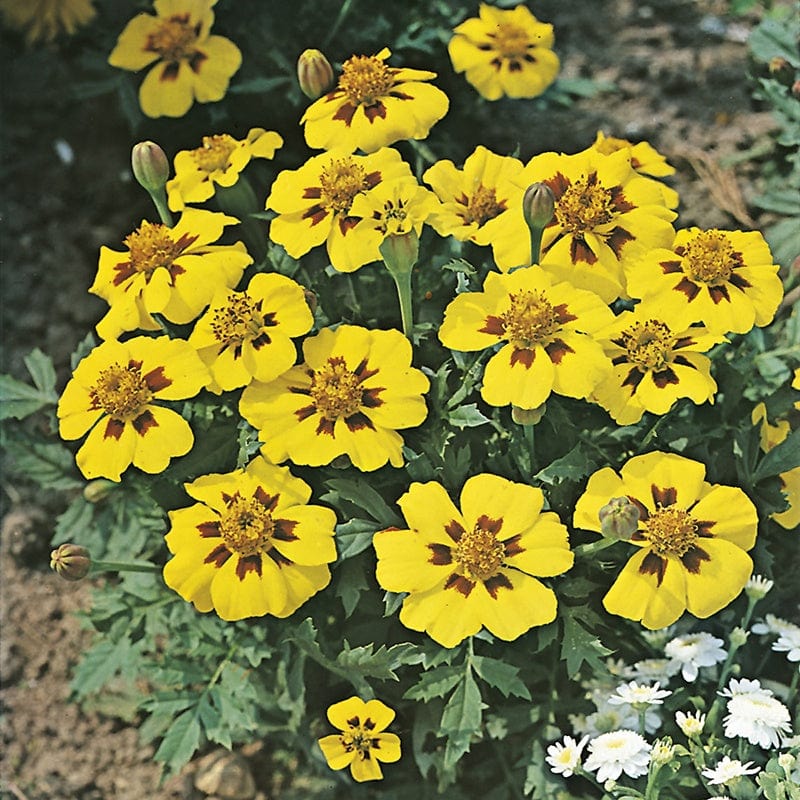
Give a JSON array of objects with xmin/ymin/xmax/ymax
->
[
  {"xmin": 502, "ymin": 290, "xmax": 560, "ymax": 348},
  {"xmin": 453, "ymin": 522, "xmax": 505, "ymax": 581},
  {"xmin": 124, "ymin": 221, "xmax": 183, "ymax": 276},
  {"xmin": 148, "ymin": 15, "xmax": 198, "ymax": 61},
  {"xmin": 310, "ymin": 357, "xmax": 363, "ymax": 420},
  {"xmin": 90, "ymin": 363, "xmax": 153, "ymax": 420},
  {"xmin": 682, "ymin": 230, "xmax": 735, "ymax": 285},
  {"xmin": 621, "ymin": 320, "xmax": 675, "ymax": 371},
  {"xmin": 493, "ymin": 23, "xmax": 530, "ymax": 58},
  {"xmin": 462, "ymin": 184, "xmax": 505, "ymax": 225},
  {"xmin": 642, "ymin": 507, "xmax": 698, "ymax": 557},
  {"xmin": 218, "ymin": 494, "xmax": 274, "ymax": 558},
  {"xmin": 211, "ymin": 294, "xmax": 263, "ymax": 346},
  {"xmin": 319, "ymin": 158, "xmax": 371, "ymax": 214},
  {"xmin": 192, "ymin": 134, "xmax": 238, "ymax": 173},
  {"xmin": 555, "ymin": 175, "xmax": 614, "ymax": 232},
  {"xmin": 338, "ymin": 54, "xmax": 394, "ymax": 105}
]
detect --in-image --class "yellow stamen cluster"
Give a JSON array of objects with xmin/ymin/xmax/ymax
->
[
  {"xmin": 192, "ymin": 134, "xmax": 237, "ymax": 173},
  {"xmin": 453, "ymin": 523, "xmax": 505, "ymax": 581},
  {"xmin": 148, "ymin": 17, "xmax": 198, "ymax": 61},
  {"xmin": 90, "ymin": 363, "xmax": 152, "ymax": 420},
  {"xmin": 502, "ymin": 290, "xmax": 560, "ymax": 348},
  {"xmin": 218, "ymin": 494, "xmax": 275, "ymax": 557},
  {"xmin": 319, "ymin": 158, "xmax": 370, "ymax": 214},
  {"xmin": 378, "ymin": 198, "xmax": 409, "ymax": 234},
  {"xmin": 555, "ymin": 175, "xmax": 613, "ymax": 232},
  {"xmin": 682, "ymin": 230, "xmax": 736, "ymax": 285},
  {"xmin": 462, "ymin": 184, "xmax": 505, "ymax": 225},
  {"xmin": 621, "ymin": 320, "xmax": 675, "ymax": 372},
  {"xmin": 310, "ymin": 357, "xmax": 363, "ymax": 420},
  {"xmin": 643, "ymin": 507, "xmax": 698, "ymax": 557},
  {"xmin": 211, "ymin": 294, "xmax": 263, "ymax": 346},
  {"xmin": 338, "ymin": 54, "xmax": 394, "ymax": 105},
  {"xmin": 491, "ymin": 23, "xmax": 530, "ymax": 58},
  {"xmin": 124, "ymin": 221, "xmax": 183, "ymax": 276},
  {"xmin": 339, "ymin": 716, "xmax": 376, "ymax": 757}
]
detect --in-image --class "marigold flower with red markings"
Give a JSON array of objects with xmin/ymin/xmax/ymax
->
[
  {"xmin": 57, "ymin": 336, "xmax": 209, "ymax": 482},
  {"xmin": 625, "ymin": 228, "xmax": 783, "ymax": 334},
  {"xmin": 108, "ymin": 0, "xmax": 241, "ymax": 119},
  {"xmin": 163, "ymin": 456, "xmax": 336, "ymax": 621},
  {"xmin": 266, "ymin": 147, "xmax": 417, "ymax": 273},
  {"xmin": 574, "ymin": 451, "xmax": 759, "ymax": 629},
  {"xmin": 438, "ymin": 266, "xmax": 614, "ymax": 410},
  {"xmin": 188, "ymin": 273, "xmax": 314, "ymax": 394},
  {"xmin": 373, "ymin": 474, "xmax": 574, "ymax": 648},
  {"xmin": 90, "ymin": 208, "xmax": 252, "ymax": 340},
  {"xmin": 318, "ymin": 696, "xmax": 401, "ymax": 782},
  {"xmin": 166, "ymin": 127, "xmax": 283, "ymax": 211},
  {"xmin": 448, "ymin": 4, "xmax": 560, "ymax": 101},
  {"xmin": 0, "ymin": 0, "xmax": 95, "ymax": 44},
  {"xmin": 591, "ymin": 303, "xmax": 725, "ymax": 425},
  {"xmin": 239, "ymin": 325, "xmax": 429, "ymax": 472},
  {"xmin": 301, "ymin": 47, "xmax": 448, "ymax": 154}
]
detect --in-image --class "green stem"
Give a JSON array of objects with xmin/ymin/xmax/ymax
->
[
  {"xmin": 573, "ymin": 537, "xmax": 619, "ymax": 559},
  {"xmin": 215, "ymin": 178, "xmax": 267, "ymax": 264},
  {"xmin": 638, "ymin": 708, "xmax": 647, "ymax": 737},
  {"xmin": 90, "ymin": 560, "xmax": 161, "ymax": 574},
  {"xmin": 390, "ymin": 267, "xmax": 414, "ymax": 338},
  {"xmin": 147, "ymin": 187, "xmax": 173, "ymax": 227},
  {"xmin": 529, "ymin": 225, "xmax": 544, "ymax": 266}
]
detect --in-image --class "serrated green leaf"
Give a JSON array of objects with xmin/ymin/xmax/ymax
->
[
  {"xmin": 753, "ymin": 429, "xmax": 800, "ymax": 482},
  {"xmin": 749, "ymin": 17, "xmax": 800, "ymax": 67},
  {"xmin": 336, "ymin": 641, "xmax": 421, "ymax": 681},
  {"xmin": 322, "ymin": 477, "xmax": 401, "ymax": 526},
  {"xmin": 70, "ymin": 636, "xmax": 134, "ymax": 698},
  {"xmin": 0, "ymin": 374, "xmax": 55, "ymax": 419},
  {"xmin": 471, "ymin": 656, "xmax": 531, "ymax": 700},
  {"xmin": 334, "ymin": 557, "xmax": 369, "ymax": 617},
  {"xmin": 535, "ymin": 442, "xmax": 600, "ymax": 485},
  {"xmin": 23, "ymin": 348, "xmax": 57, "ymax": 396},
  {"xmin": 560, "ymin": 608, "xmax": 614, "ymax": 678},
  {"xmin": 404, "ymin": 665, "xmax": 463, "ymax": 701},
  {"xmin": 154, "ymin": 706, "xmax": 203, "ymax": 777},
  {"xmin": 335, "ymin": 518, "xmax": 378, "ymax": 561},
  {"xmin": 439, "ymin": 671, "xmax": 483, "ymax": 769},
  {"xmin": 448, "ymin": 403, "xmax": 490, "ymax": 429},
  {"xmin": 3, "ymin": 438, "xmax": 82, "ymax": 490}
]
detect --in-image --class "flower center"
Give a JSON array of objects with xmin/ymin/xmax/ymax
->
[
  {"xmin": 621, "ymin": 320, "xmax": 675, "ymax": 371},
  {"xmin": 310, "ymin": 357, "xmax": 363, "ymax": 420},
  {"xmin": 147, "ymin": 15, "xmax": 198, "ymax": 61},
  {"xmin": 492, "ymin": 22, "xmax": 530, "ymax": 58},
  {"xmin": 90, "ymin": 363, "xmax": 153, "ymax": 420},
  {"xmin": 338, "ymin": 54, "xmax": 394, "ymax": 105},
  {"xmin": 682, "ymin": 230, "xmax": 735, "ymax": 285},
  {"xmin": 211, "ymin": 293, "xmax": 263, "ymax": 346},
  {"xmin": 124, "ymin": 221, "xmax": 184, "ymax": 277},
  {"xmin": 378, "ymin": 198, "xmax": 410, "ymax": 235},
  {"xmin": 319, "ymin": 158, "xmax": 371, "ymax": 214},
  {"xmin": 340, "ymin": 716, "xmax": 376, "ymax": 758},
  {"xmin": 555, "ymin": 175, "xmax": 614, "ymax": 232},
  {"xmin": 642, "ymin": 507, "xmax": 698, "ymax": 557},
  {"xmin": 462, "ymin": 184, "xmax": 506, "ymax": 225},
  {"xmin": 502, "ymin": 290, "xmax": 560, "ymax": 348},
  {"xmin": 192, "ymin": 134, "xmax": 238, "ymax": 173},
  {"xmin": 453, "ymin": 522, "xmax": 505, "ymax": 581},
  {"xmin": 218, "ymin": 493, "xmax": 274, "ymax": 557}
]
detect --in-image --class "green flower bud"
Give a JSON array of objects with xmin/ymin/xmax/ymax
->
[
  {"xmin": 511, "ymin": 404, "xmax": 546, "ymax": 426},
  {"xmin": 131, "ymin": 141, "xmax": 169, "ymax": 193},
  {"xmin": 522, "ymin": 182, "xmax": 555, "ymax": 231},
  {"xmin": 82, "ymin": 478, "xmax": 118, "ymax": 504},
  {"xmin": 379, "ymin": 230, "xmax": 419, "ymax": 277},
  {"xmin": 297, "ymin": 48, "xmax": 335, "ymax": 100},
  {"xmin": 598, "ymin": 496, "xmax": 640, "ymax": 541},
  {"xmin": 730, "ymin": 626, "xmax": 748, "ymax": 647},
  {"xmin": 50, "ymin": 543, "xmax": 91, "ymax": 581}
]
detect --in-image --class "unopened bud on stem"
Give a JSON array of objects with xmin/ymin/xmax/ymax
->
[
  {"xmin": 83, "ymin": 479, "xmax": 118, "ymax": 504},
  {"xmin": 522, "ymin": 182, "xmax": 555, "ymax": 265},
  {"xmin": 598, "ymin": 496, "xmax": 640, "ymax": 541},
  {"xmin": 50, "ymin": 543, "xmax": 91, "ymax": 581},
  {"xmin": 297, "ymin": 49, "xmax": 335, "ymax": 100},
  {"xmin": 131, "ymin": 141, "xmax": 169, "ymax": 193}
]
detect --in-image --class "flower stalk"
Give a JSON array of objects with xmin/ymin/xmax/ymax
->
[
  {"xmin": 215, "ymin": 177, "xmax": 267, "ymax": 263},
  {"xmin": 380, "ymin": 231, "xmax": 419, "ymax": 337}
]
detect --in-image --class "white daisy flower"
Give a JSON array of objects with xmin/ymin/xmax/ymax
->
[
  {"xmin": 751, "ymin": 614, "xmax": 800, "ymax": 637},
  {"xmin": 664, "ymin": 632, "xmax": 727, "ymax": 682},
  {"xmin": 545, "ymin": 734, "xmax": 589, "ymax": 777},
  {"xmin": 720, "ymin": 677, "xmax": 793, "ymax": 748},
  {"xmin": 772, "ymin": 628, "xmax": 800, "ymax": 662},
  {"xmin": 629, "ymin": 658, "xmax": 681, "ymax": 684},
  {"xmin": 582, "ymin": 730, "xmax": 652, "ymax": 783},
  {"xmin": 701, "ymin": 755, "xmax": 760, "ymax": 785},
  {"xmin": 608, "ymin": 680, "xmax": 672, "ymax": 708},
  {"xmin": 745, "ymin": 574, "xmax": 774, "ymax": 599},
  {"xmin": 675, "ymin": 709, "xmax": 706, "ymax": 737}
]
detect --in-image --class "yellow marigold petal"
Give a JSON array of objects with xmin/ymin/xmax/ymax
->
[
  {"xmin": 139, "ymin": 61, "xmax": 195, "ymax": 118},
  {"xmin": 162, "ymin": 541, "xmax": 218, "ymax": 613},
  {"xmin": 372, "ymin": 732, "xmax": 401, "ymax": 763},
  {"xmin": 350, "ymin": 753, "xmax": 384, "ymax": 782},
  {"xmin": 326, "ymin": 218, "xmax": 382, "ymax": 273},
  {"xmin": 459, "ymin": 474, "xmax": 544, "ymax": 535},
  {"xmin": 373, "ymin": 528, "xmax": 449, "ymax": 594},
  {"xmin": 684, "ymin": 538, "xmax": 752, "ymax": 618},
  {"xmin": 268, "ymin": 210, "xmax": 331, "ymax": 258},
  {"xmin": 76, "ymin": 417, "xmax": 137, "ymax": 481},
  {"xmin": 481, "ymin": 344, "xmax": 555, "ymax": 409},
  {"xmin": 275, "ymin": 563, "xmax": 331, "ymax": 617},
  {"xmin": 190, "ymin": 35, "xmax": 241, "ymax": 103},
  {"xmin": 362, "ymin": 700, "xmax": 396, "ymax": 733},
  {"xmin": 131, "ymin": 405, "xmax": 194, "ymax": 474},
  {"xmin": 690, "ymin": 486, "xmax": 758, "ymax": 550},
  {"xmin": 210, "ymin": 554, "xmax": 287, "ymax": 621},
  {"xmin": 620, "ymin": 451, "xmax": 707, "ymax": 509},
  {"xmin": 396, "ymin": 481, "xmax": 464, "ymax": 544},
  {"xmin": 318, "ymin": 735, "xmax": 355, "ymax": 771},
  {"xmin": 107, "ymin": 13, "xmax": 162, "ymax": 71},
  {"xmin": 399, "ymin": 578, "xmax": 482, "ymax": 648},
  {"xmin": 773, "ymin": 468, "xmax": 800, "ymax": 529},
  {"xmin": 326, "ymin": 696, "xmax": 368, "ymax": 729},
  {"xmin": 271, "ymin": 505, "xmax": 337, "ymax": 566},
  {"xmin": 505, "ymin": 518, "xmax": 574, "ymax": 578}
]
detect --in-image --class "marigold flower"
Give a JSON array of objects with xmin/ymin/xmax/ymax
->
[
  {"xmin": 166, "ymin": 128, "xmax": 283, "ymax": 211},
  {"xmin": 448, "ymin": 3, "xmax": 560, "ymax": 101},
  {"xmin": 626, "ymin": 228, "xmax": 783, "ymax": 333},
  {"xmin": 90, "ymin": 208, "xmax": 252, "ymax": 340},
  {"xmin": 373, "ymin": 474, "xmax": 574, "ymax": 648},
  {"xmin": 438, "ymin": 266, "xmax": 614, "ymax": 410},
  {"xmin": 301, "ymin": 47, "xmax": 448, "ymax": 154},
  {"xmin": 574, "ymin": 451, "xmax": 759, "ymax": 629},
  {"xmin": 240, "ymin": 325, "xmax": 429, "ymax": 472},
  {"xmin": 317, "ymin": 697, "xmax": 401, "ymax": 782},
  {"xmin": 513, "ymin": 148, "xmax": 677, "ymax": 300},
  {"xmin": 266, "ymin": 147, "xmax": 417, "ymax": 273},
  {"xmin": 58, "ymin": 336, "xmax": 209, "ymax": 481},
  {"xmin": 0, "ymin": 0, "xmax": 95, "ymax": 44},
  {"xmin": 163, "ymin": 456, "xmax": 336, "ymax": 621},
  {"xmin": 591, "ymin": 304, "xmax": 724, "ymax": 425},
  {"xmin": 423, "ymin": 145, "xmax": 525, "ymax": 270},
  {"xmin": 348, "ymin": 177, "xmax": 440, "ymax": 239},
  {"xmin": 108, "ymin": 0, "xmax": 241, "ymax": 119},
  {"xmin": 188, "ymin": 272, "xmax": 314, "ymax": 394}
]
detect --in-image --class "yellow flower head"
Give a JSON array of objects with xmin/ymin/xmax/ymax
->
[
  {"xmin": 0, "ymin": 0, "xmax": 95, "ymax": 44},
  {"xmin": 266, "ymin": 147, "xmax": 417, "ymax": 273},
  {"xmin": 348, "ymin": 177, "xmax": 440, "ymax": 238},
  {"xmin": 515, "ymin": 148, "xmax": 677, "ymax": 301},
  {"xmin": 57, "ymin": 336, "xmax": 209, "ymax": 481},
  {"xmin": 188, "ymin": 272, "xmax": 314, "ymax": 394},
  {"xmin": 448, "ymin": 3, "xmax": 560, "ymax": 101},
  {"xmin": 439, "ymin": 266, "xmax": 614, "ymax": 410},
  {"xmin": 163, "ymin": 457, "xmax": 337, "ymax": 621},
  {"xmin": 301, "ymin": 47, "xmax": 449, "ymax": 154},
  {"xmin": 108, "ymin": 0, "xmax": 242, "ymax": 119},
  {"xmin": 90, "ymin": 208, "xmax": 252, "ymax": 340},
  {"xmin": 167, "ymin": 128, "xmax": 284, "ymax": 211},
  {"xmin": 591, "ymin": 303, "xmax": 725, "ymax": 425},
  {"xmin": 374, "ymin": 474, "xmax": 574, "ymax": 648},
  {"xmin": 626, "ymin": 227, "xmax": 783, "ymax": 334},
  {"xmin": 574, "ymin": 451, "xmax": 759, "ymax": 629},
  {"xmin": 239, "ymin": 325, "xmax": 429, "ymax": 472},
  {"xmin": 318, "ymin": 697, "xmax": 401, "ymax": 782}
]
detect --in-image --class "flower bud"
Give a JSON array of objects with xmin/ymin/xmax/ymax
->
[
  {"xmin": 379, "ymin": 230, "xmax": 419, "ymax": 277},
  {"xmin": 511, "ymin": 404, "xmax": 546, "ymax": 426},
  {"xmin": 730, "ymin": 626, "xmax": 748, "ymax": 647},
  {"xmin": 297, "ymin": 49, "xmax": 335, "ymax": 100},
  {"xmin": 522, "ymin": 182, "xmax": 555, "ymax": 231},
  {"xmin": 50, "ymin": 543, "xmax": 91, "ymax": 581},
  {"xmin": 131, "ymin": 141, "xmax": 169, "ymax": 193},
  {"xmin": 745, "ymin": 573, "xmax": 773, "ymax": 600},
  {"xmin": 598, "ymin": 496, "xmax": 640, "ymax": 541},
  {"xmin": 83, "ymin": 478, "xmax": 118, "ymax": 504}
]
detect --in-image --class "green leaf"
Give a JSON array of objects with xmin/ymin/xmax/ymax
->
[
  {"xmin": 439, "ymin": 670, "xmax": 484, "ymax": 770},
  {"xmin": 335, "ymin": 518, "xmax": 379, "ymax": 561},
  {"xmin": 560, "ymin": 607, "xmax": 614, "ymax": 678},
  {"xmin": 0, "ymin": 371, "xmax": 57, "ymax": 419},
  {"xmin": 471, "ymin": 656, "xmax": 531, "ymax": 700},
  {"xmin": 524, "ymin": 741, "xmax": 567, "ymax": 799},
  {"xmin": 70, "ymin": 636, "xmax": 134, "ymax": 698},
  {"xmin": 535, "ymin": 441, "xmax": 600, "ymax": 485},
  {"xmin": 749, "ymin": 17, "xmax": 800, "ymax": 67},
  {"xmin": 404, "ymin": 665, "xmax": 463, "ymax": 701},
  {"xmin": 336, "ymin": 641, "xmax": 421, "ymax": 681},
  {"xmin": 447, "ymin": 403, "xmax": 491, "ymax": 429},
  {"xmin": 154, "ymin": 706, "xmax": 203, "ymax": 777},
  {"xmin": 24, "ymin": 348, "xmax": 57, "ymax": 395},
  {"xmin": 753, "ymin": 429, "xmax": 800, "ymax": 482},
  {"xmin": 3, "ymin": 438, "xmax": 82, "ymax": 490},
  {"xmin": 322, "ymin": 477, "xmax": 402, "ymax": 526},
  {"xmin": 334, "ymin": 557, "xmax": 369, "ymax": 617}
]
